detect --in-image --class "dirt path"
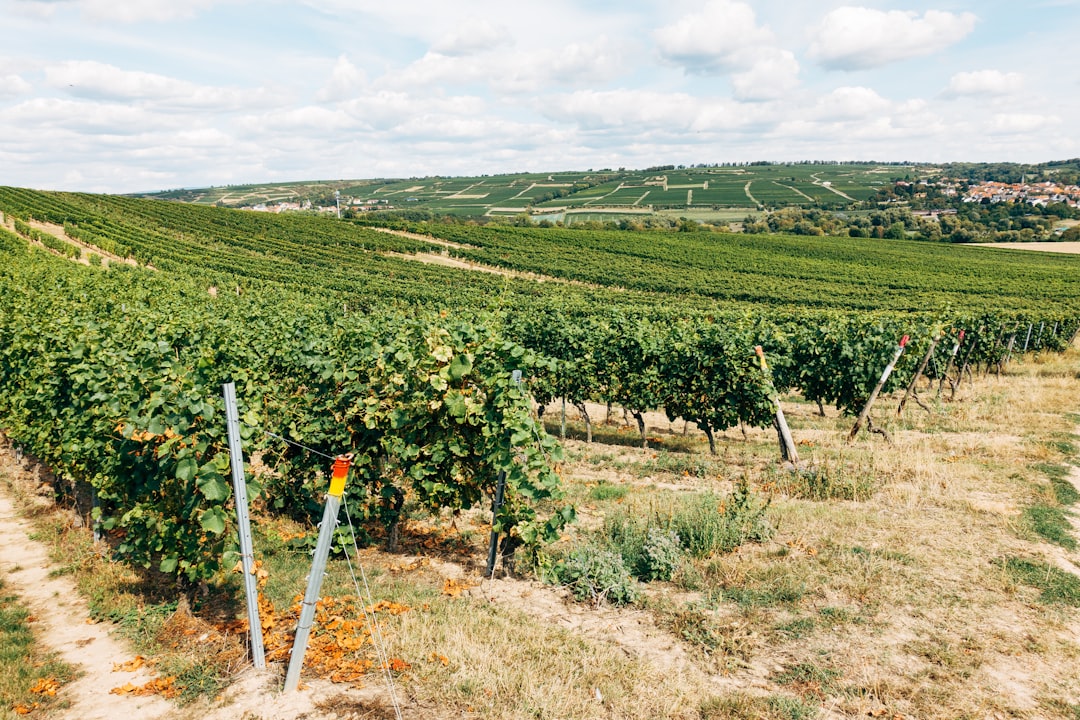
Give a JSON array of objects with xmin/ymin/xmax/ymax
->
[
  {"xmin": 743, "ymin": 181, "xmax": 760, "ymax": 207},
  {"xmin": 967, "ymin": 241, "xmax": 1080, "ymax": 254},
  {"xmin": 0, "ymin": 492, "xmax": 173, "ymax": 720},
  {"xmin": 810, "ymin": 174, "xmax": 857, "ymax": 202},
  {"xmin": 774, "ymin": 181, "xmax": 814, "ymax": 202},
  {"xmin": 384, "ymin": 250, "xmax": 514, "ymax": 276},
  {"xmin": 369, "ymin": 227, "xmax": 471, "ymax": 250}
]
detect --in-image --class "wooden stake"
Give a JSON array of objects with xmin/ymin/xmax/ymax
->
[
  {"xmin": 849, "ymin": 335, "xmax": 908, "ymax": 442},
  {"xmin": 937, "ymin": 330, "xmax": 964, "ymax": 399},
  {"xmin": 755, "ymin": 346, "xmax": 799, "ymax": 463},
  {"xmin": 898, "ymin": 332, "xmax": 939, "ymax": 417}
]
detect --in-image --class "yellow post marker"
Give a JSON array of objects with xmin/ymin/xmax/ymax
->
[
  {"xmin": 755, "ymin": 345, "xmax": 769, "ymax": 372},
  {"xmin": 329, "ymin": 454, "xmax": 351, "ymax": 497}
]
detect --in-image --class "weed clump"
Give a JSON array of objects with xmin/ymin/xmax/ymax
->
[
  {"xmin": 642, "ymin": 527, "xmax": 683, "ymax": 582},
  {"xmin": 554, "ymin": 546, "xmax": 640, "ymax": 606},
  {"xmin": 553, "ymin": 481, "xmax": 773, "ymax": 602},
  {"xmin": 1024, "ymin": 505, "xmax": 1078, "ymax": 550},
  {"xmin": 771, "ymin": 460, "xmax": 877, "ymax": 501},
  {"xmin": 604, "ymin": 479, "xmax": 773, "ymax": 573}
]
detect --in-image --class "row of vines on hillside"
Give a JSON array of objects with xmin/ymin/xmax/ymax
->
[
  {"xmin": 506, "ymin": 306, "xmax": 1078, "ymax": 452},
  {"xmin": 0, "ymin": 194, "xmax": 1078, "ymax": 587},
  {"xmin": 0, "ymin": 235, "xmax": 571, "ymax": 584}
]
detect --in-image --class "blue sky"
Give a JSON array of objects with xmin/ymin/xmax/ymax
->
[{"xmin": 1, "ymin": 0, "xmax": 1077, "ymax": 193}]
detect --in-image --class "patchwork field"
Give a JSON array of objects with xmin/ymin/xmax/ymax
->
[{"xmin": 138, "ymin": 164, "xmax": 904, "ymax": 219}]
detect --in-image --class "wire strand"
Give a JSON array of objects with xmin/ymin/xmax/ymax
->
[
  {"xmin": 242, "ymin": 423, "xmax": 338, "ymax": 461},
  {"xmin": 341, "ymin": 495, "xmax": 405, "ymax": 720}
]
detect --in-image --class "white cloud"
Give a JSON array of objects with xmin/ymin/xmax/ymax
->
[
  {"xmin": 379, "ymin": 37, "xmax": 625, "ymax": 95},
  {"xmin": 655, "ymin": 1, "xmax": 800, "ymax": 101},
  {"xmin": 0, "ymin": 97, "xmax": 182, "ymax": 134},
  {"xmin": 542, "ymin": 89, "xmax": 700, "ymax": 130},
  {"xmin": 315, "ymin": 55, "xmax": 367, "ymax": 102},
  {"xmin": 44, "ymin": 61, "xmax": 279, "ymax": 110},
  {"xmin": 431, "ymin": 19, "xmax": 513, "ymax": 57},
  {"xmin": 339, "ymin": 92, "xmax": 487, "ymax": 131},
  {"xmin": 942, "ymin": 70, "xmax": 1024, "ymax": 98},
  {"xmin": 539, "ymin": 89, "xmax": 778, "ymax": 136},
  {"xmin": 987, "ymin": 113, "xmax": 1059, "ymax": 134},
  {"xmin": 810, "ymin": 7, "xmax": 978, "ymax": 70},
  {"xmin": 0, "ymin": 74, "xmax": 32, "ymax": 96},
  {"xmin": 244, "ymin": 106, "xmax": 357, "ymax": 133},
  {"xmin": 18, "ymin": 0, "xmax": 229, "ymax": 22},
  {"xmin": 655, "ymin": 0, "xmax": 774, "ymax": 73},
  {"xmin": 731, "ymin": 49, "xmax": 799, "ymax": 101},
  {"xmin": 813, "ymin": 86, "xmax": 891, "ymax": 121}
]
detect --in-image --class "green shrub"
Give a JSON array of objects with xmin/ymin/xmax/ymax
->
[
  {"xmin": 601, "ymin": 481, "xmax": 773, "ymax": 584},
  {"xmin": 555, "ymin": 545, "xmax": 640, "ymax": 606},
  {"xmin": 642, "ymin": 527, "xmax": 683, "ymax": 581}
]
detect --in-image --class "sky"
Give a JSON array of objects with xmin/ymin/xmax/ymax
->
[{"xmin": 1, "ymin": 0, "xmax": 1078, "ymax": 193}]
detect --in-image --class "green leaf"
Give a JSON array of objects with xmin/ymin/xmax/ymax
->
[
  {"xmin": 159, "ymin": 556, "xmax": 178, "ymax": 574},
  {"xmin": 176, "ymin": 457, "xmax": 197, "ymax": 482},
  {"xmin": 445, "ymin": 392, "xmax": 467, "ymax": 419},
  {"xmin": 198, "ymin": 475, "xmax": 230, "ymax": 501},
  {"xmin": 200, "ymin": 506, "xmax": 227, "ymax": 535},
  {"xmin": 448, "ymin": 353, "xmax": 473, "ymax": 381}
]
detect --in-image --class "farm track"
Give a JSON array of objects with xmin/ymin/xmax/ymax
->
[
  {"xmin": 810, "ymin": 174, "xmax": 857, "ymax": 202},
  {"xmin": 743, "ymin": 181, "xmax": 760, "ymax": 207},
  {"xmin": 369, "ymin": 226, "xmax": 473, "ymax": 250},
  {"xmin": 0, "ymin": 451, "xmax": 172, "ymax": 720}
]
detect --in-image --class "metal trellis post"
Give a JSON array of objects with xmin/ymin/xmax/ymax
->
[{"xmin": 224, "ymin": 382, "xmax": 266, "ymax": 670}]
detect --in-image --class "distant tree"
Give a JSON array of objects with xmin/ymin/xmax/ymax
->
[{"xmin": 884, "ymin": 222, "xmax": 907, "ymax": 240}]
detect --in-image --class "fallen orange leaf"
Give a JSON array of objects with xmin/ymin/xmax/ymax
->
[
  {"xmin": 441, "ymin": 578, "xmax": 475, "ymax": 598},
  {"xmin": 385, "ymin": 657, "xmax": 410, "ymax": 673},
  {"xmin": 29, "ymin": 678, "xmax": 59, "ymax": 697},
  {"xmin": 112, "ymin": 656, "xmax": 145, "ymax": 672}
]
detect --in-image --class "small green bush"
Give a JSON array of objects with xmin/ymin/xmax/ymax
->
[
  {"xmin": 555, "ymin": 545, "xmax": 639, "ymax": 606},
  {"xmin": 642, "ymin": 527, "xmax": 683, "ymax": 581},
  {"xmin": 601, "ymin": 481, "xmax": 773, "ymax": 584}
]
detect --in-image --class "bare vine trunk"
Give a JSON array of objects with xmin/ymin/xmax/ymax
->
[
  {"xmin": 573, "ymin": 402, "xmax": 592, "ymax": 443},
  {"xmin": 632, "ymin": 411, "xmax": 647, "ymax": 449}
]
